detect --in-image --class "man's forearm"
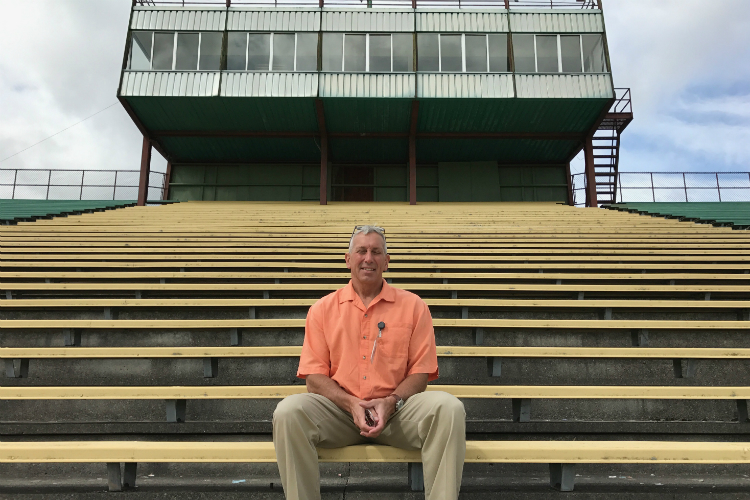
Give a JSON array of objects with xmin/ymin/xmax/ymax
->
[
  {"xmin": 306, "ymin": 374, "xmax": 358, "ymax": 413},
  {"xmin": 392, "ymin": 373, "xmax": 429, "ymax": 402}
]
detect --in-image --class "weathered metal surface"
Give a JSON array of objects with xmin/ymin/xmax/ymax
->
[
  {"xmin": 417, "ymin": 98, "xmax": 608, "ymax": 133},
  {"xmin": 417, "ymin": 74, "xmax": 513, "ymax": 98},
  {"xmin": 321, "ymin": 10, "xmax": 415, "ymax": 32},
  {"xmin": 509, "ymin": 12, "xmax": 603, "ymax": 33},
  {"xmin": 131, "ymin": 8, "xmax": 226, "ymax": 31},
  {"xmin": 416, "ymin": 11, "xmax": 508, "ymax": 32},
  {"xmin": 515, "ymin": 74, "xmax": 612, "ymax": 99},
  {"xmin": 417, "ymin": 137, "xmax": 580, "ymax": 164},
  {"xmin": 227, "ymin": 9, "xmax": 320, "ymax": 31},
  {"xmin": 319, "ymin": 73, "xmax": 416, "ymax": 98},
  {"xmin": 121, "ymin": 71, "xmax": 221, "ymax": 97},
  {"xmin": 222, "ymin": 72, "xmax": 318, "ymax": 98},
  {"xmin": 125, "ymin": 94, "xmax": 319, "ymax": 132}
]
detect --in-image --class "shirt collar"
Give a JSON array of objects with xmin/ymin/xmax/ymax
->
[{"xmin": 339, "ymin": 279, "xmax": 396, "ymax": 306}]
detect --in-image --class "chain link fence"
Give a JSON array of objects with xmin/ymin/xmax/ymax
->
[
  {"xmin": 571, "ymin": 172, "xmax": 750, "ymax": 206},
  {"xmin": 0, "ymin": 169, "xmax": 166, "ymax": 201}
]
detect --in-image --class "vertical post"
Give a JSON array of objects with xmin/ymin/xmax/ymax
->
[
  {"xmin": 650, "ymin": 172, "xmax": 655, "ymax": 202},
  {"xmin": 409, "ymin": 100, "xmax": 419, "ymax": 205},
  {"xmin": 682, "ymin": 172, "xmax": 687, "ymax": 202},
  {"xmin": 716, "ymin": 172, "xmax": 722, "ymax": 202},
  {"xmin": 583, "ymin": 135, "xmax": 597, "ymax": 207},
  {"xmin": 226, "ymin": 0, "xmax": 231, "ymax": 6},
  {"xmin": 163, "ymin": 162, "xmax": 173, "ymax": 201},
  {"xmin": 315, "ymin": 100, "xmax": 328, "ymax": 205},
  {"xmin": 45, "ymin": 170, "xmax": 51, "ymax": 200},
  {"xmin": 504, "ymin": 0, "xmax": 509, "ymax": 8},
  {"xmin": 137, "ymin": 136, "xmax": 152, "ymax": 206},
  {"xmin": 79, "ymin": 170, "xmax": 84, "ymax": 200},
  {"xmin": 113, "ymin": 171, "xmax": 118, "ymax": 200},
  {"xmin": 412, "ymin": 0, "xmax": 416, "ymax": 7},
  {"xmin": 319, "ymin": 0, "xmax": 324, "ymax": 6},
  {"xmin": 565, "ymin": 162, "xmax": 574, "ymax": 206}
]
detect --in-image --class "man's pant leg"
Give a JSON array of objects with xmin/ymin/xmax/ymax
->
[
  {"xmin": 273, "ymin": 393, "xmax": 365, "ymax": 500},
  {"xmin": 374, "ymin": 391, "xmax": 466, "ymax": 500}
]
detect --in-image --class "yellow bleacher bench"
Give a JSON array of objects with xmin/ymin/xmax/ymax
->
[{"xmin": 2, "ymin": 440, "xmax": 750, "ymax": 492}]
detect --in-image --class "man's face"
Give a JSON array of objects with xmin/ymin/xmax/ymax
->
[{"xmin": 345, "ymin": 232, "xmax": 390, "ymax": 286}]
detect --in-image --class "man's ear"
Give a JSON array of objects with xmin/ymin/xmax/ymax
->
[
  {"xmin": 345, "ymin": 252, "xmax": 352, "ymax": 270},
  {"xmin": 384, "ymin": 254, "xmax": 390, "ymax": 271}
]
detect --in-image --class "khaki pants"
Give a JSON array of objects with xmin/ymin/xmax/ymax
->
[{"xmin": 273, "ymin": 391, "xmax": 466, "ymax": 500}]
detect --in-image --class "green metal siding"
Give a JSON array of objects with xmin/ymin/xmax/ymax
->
[
  {"xmin": 126, "ymin": 96, "xmax": 319, "ymax": 132},
  {"xmin": 498, "ymin": 165, "xmax": 568, "ymax": 202},
  {"xmin": 417, "ymin": 98, "xmax": 609, "ymax": 134},
  {"xmin": 433, "ymin": 163, "xmax": 567, "ymax": 203},
  {"xmin": 329, "ymin": 138, "xmax": 409, "ymax": 164},
  {"xmin": 169, "ymin": 164, "xmax": 320, "ymax": 201},
  {"xmin": 160, "ymin": 137, "xmax": 321, "ymax": 163},
  {"xmin": 417, "ymin": 138, "xmax": 580, "ymax": 164},
  {"xmin": 438, "ymin": 162, "xmax": 501, "ymax": 202},
  {"xmin": 322, "ymin": 99, "xmax": 412, "ymax": 133}
]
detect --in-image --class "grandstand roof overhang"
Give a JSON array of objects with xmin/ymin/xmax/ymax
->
[{"xmin": 119, "ymin": 2, "xmax": 613, "ymax": 165}]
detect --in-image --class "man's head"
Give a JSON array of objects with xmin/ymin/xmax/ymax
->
[{"xmin": 346, "ymin": 225, "xmax": 390, "ymax": 287}]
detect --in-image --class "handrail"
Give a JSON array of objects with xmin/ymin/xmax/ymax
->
[
  {"xmin": 132, "ymin": 0, "xmax": 601, "ymax": 9},
  {"xmin": 610, "ymin": 88, "xmax": 632, "ymax": 114},
  {"xmin": 571, "ymin": 171, "xmax": 750, "ymax": 206},
  {"xmin": 0, "ymin": 168, "xmax": 166, "ymax": 201}
]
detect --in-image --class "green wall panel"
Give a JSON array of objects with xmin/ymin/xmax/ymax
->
[
  {"xmin": 169, "ymin": 164, "xmax": 320, "ymax": 201},
  {"xmin": 438, "ymin": 162, "xmax": 501, "ymax": 202}
]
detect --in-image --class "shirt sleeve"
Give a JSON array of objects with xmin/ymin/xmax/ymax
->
[
  {"xmin": 296, "ymin": 303, "xmax": 332, "ymax": 379},
  {"xmin": 406, "ymin": 300, "xmax": 439, "ymax": 381}
]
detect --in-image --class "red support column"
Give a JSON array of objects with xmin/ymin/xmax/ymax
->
[
  {"xmin": 137, "ymin": 136, "xmax": 152, "ymax": 206},
  {"xmin": 315, "ymin": 100, "xmax": 328, "ymax": 205},
  {"xmin": 408, "ymin": 100, "xmax": 419, "ymax": 205},
  {"xmin": 583, "ymin": 135, "xmax": 597, "ymax": 207}
]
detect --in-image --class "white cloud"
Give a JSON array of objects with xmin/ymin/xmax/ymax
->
[
  {"xmin": 571, "ymin": 0, "xmax": 750, "ymax": 176},
  {"xmin": 0, "ymin": 0, "xmax": 167, "ymax": 174}
]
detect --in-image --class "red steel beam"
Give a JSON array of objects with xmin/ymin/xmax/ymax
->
[
  {"xmin": 137, "ymin": 136, "xmax": 152, "ymax": 207},
  {"xmin": 408, "ymin": 100, "xmax": 419, "ymax": 205},
  {"xmin": 315, "ymin": 100, "xmax": 328, "ymax": 205},
  {"xmin": 118, "ymin": 97, "xmax": 169, "ymax": 161}
]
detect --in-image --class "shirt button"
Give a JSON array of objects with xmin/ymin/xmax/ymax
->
[
  {"xmin": 363, "ymin": 376, "xmax": 367, "ymax": 380},
  {"xmin": 363, "ymin": 336, "xmax": 367, "ymax": 339},
  {"xmin": 364, "ymin": 314, "xmax": 368, "ymax": 317}
]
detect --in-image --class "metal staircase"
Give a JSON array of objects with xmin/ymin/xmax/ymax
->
[{"xmin": 593, "ymin": 88, "xmax": 633, "ymax": 205}]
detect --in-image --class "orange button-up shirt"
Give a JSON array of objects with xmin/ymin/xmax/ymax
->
[{"xmin": 297, "ymin": 279, "xmax": 439, "ymax": 400}]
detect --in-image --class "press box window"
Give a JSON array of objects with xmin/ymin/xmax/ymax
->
[
  {"xmin": 322, "ymin": 33, "xmax": 413, "ymax": 72},
  {"xmin": 417, "ymin": 34, "xmax": 508, "ymax": 72},
  {"xmin": 512, "ymin": 33, "xmax": 607, "ymax": 73},
  {"xmin": 129, "ymin": 31, "xmax": 222, "ymax": 71},
  {"xmin": 227, "ymin": 32, "xmax": 318, "ymax": 71}
]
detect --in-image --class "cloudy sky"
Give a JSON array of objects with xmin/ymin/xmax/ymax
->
[{"xmin": 1, "ymin": 0, "xmax": 749, "ymax": 190}]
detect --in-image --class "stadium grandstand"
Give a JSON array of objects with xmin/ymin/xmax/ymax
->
[{"xmin": 2, "ymin": 0, "xmax": 750, "ymax": 498}]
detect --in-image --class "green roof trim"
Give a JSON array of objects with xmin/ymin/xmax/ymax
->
[
  {"xmin": 605, "ymin": 202, "xmax": 750, "ymax": 229},
  {"xmin": 0, "ymin": 200, "xmax": 139, "ymax": 224}
]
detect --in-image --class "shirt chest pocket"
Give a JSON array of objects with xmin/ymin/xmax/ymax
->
[{"xmin": 378, "ymin": 322, "xmax": 413, "ymax": 359}]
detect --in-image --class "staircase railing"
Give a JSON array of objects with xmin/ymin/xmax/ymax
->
[{"xmin": 572, "ymin": 171, "xmax": 750, "ymax": 206}]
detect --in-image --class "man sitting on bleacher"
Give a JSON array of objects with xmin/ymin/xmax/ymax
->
[{"xmin": 273, "ymin": 225, "xmax": 466, "ymax": 500}]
